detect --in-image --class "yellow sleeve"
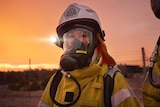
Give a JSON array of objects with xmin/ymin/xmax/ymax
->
[
  {"xmin": 112, "ymin": 72, "xmax": 141, "ymax": 107},
  {"xmin": 142, "ymin": 51, "xmax": 160, "ymax": 107},
  {"xmin": 39, "ymin": 74, "xmax": 55, "ymax": 107}
]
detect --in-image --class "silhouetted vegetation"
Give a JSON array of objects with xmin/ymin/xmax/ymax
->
[
  {"xmin": 0, "ymin": 65, "xmax": 144, "ymax": 91},
  {"xmin": 0, "ymin": 69, "xmax": 57, "ymax": 91},
  {"xmin": 117, "ymin": 64, "xmax": 143, "ymax": 77}
]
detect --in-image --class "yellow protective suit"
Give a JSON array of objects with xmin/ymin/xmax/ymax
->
[
  {"xmin": 38, "ymin": 53, "xmax": 140, "ymax": 107},
  {"xmin": 38, "ymin": 33, "xmax": 140, "ymax": 107},
  {"xmin": 142, "ymin": 46, "xmax": 160, "ymax": 107}
]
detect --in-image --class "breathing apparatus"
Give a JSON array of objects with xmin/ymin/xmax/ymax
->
[
  {"xmin": 50, "ymin": 3, "xmax": 105, "ymax": 106},
  {"xmin": 148, "ymin": 36, "xmax": 160, "ymax": 88},
  {"xmin": 56, "ymin": 3, "xmax": 105, "ymax": 72}
]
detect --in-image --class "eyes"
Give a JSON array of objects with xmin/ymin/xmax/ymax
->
[
  {"xmin": 62, "ymin": 28, "xmax": 93, "ymax": 51},
  {"xmin": 67, "ymin": 30, "xmax": 88, "ymax": 40}
]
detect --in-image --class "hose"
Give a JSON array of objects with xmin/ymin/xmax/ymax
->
[
  {"xmin": 148, "ymin": 36, "xmax": 160, "ymax": 88},
  {"xmin": 51, "ymin": 70, "xmax": 81, "ymax": 107},
  {"xmin": 148, "ymin": 66, "xmax": 160, "ymax": 88}
]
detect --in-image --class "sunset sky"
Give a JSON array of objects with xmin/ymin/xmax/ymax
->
[{"xmin": 0, "ymin": 0, "xmax": 160, "ymax": 71}]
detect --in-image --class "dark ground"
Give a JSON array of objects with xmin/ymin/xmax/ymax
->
[{"xmin": 0, "ymin": 73, "xmax": 145, "ymax": 107}]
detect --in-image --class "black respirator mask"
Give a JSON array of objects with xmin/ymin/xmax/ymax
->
[{"xmin": 59, "ymin": 27, "xmax": 98, "ymax": 71}]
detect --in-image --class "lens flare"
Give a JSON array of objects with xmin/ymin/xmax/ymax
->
[{"xmin": 50, "ymin": 36, "xmax": 58, "ymax": 44}]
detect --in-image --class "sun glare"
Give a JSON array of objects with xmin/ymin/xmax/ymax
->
[{"xmin": 50, "ymin": 36, "xmax": 58, "ymax": 44}]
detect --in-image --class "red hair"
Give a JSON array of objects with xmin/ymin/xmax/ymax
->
[{"xmin": 97, "ymin": 33, "xmax": 116, "ymax": 66}]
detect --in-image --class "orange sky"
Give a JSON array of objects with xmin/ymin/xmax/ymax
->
[{"xmin": 0, "ymin": 0, "xmax": 160, "ymax": 71}]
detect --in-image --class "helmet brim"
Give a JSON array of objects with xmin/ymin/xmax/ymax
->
[{"xmin": 56, "ymin": 18, "xmax": 104, "ymax": 39}]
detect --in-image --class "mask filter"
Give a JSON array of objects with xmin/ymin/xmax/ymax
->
[
  {"xmin": 60, "ymin": 53, "xmax": 90, "ymax": 71},
  {"xmin": 60, "ymin": 55, "xmax": 78, "ymax": 71}
]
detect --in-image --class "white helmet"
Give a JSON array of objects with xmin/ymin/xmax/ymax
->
[{"xmin": 56, "ymin": 3, "xmax": 105, "ymax": 41}]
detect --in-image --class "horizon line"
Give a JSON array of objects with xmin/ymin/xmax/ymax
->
[
  {"xmin": 0, "ymin": 63, "xmax": 59, "ymax": 71},
  {"xmin": 0, "ymin": 62, "xmax": 146, "ymax": 72}
]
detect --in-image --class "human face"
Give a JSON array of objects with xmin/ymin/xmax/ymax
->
[{"xmin": 63, "ymin": 28, "xmax": 93, "ymax": 52}]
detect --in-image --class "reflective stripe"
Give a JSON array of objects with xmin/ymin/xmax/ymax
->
[
  {"xmin": 38, "ymin": 101, "xmax": 52, "ymax": 107},
  {"xmin": 76, "ymin": 50, "xmax": 87, "ymax": 54},
  {"xmin": 111, "ymin": 88, "xmax": 136, "ymax": 107}
]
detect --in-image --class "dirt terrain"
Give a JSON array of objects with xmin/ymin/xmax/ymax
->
[
  {"xmin": 0, "ymin": 74, "xmax": 145, "ymax": 107},
  {"xmin": 0, "ymin": 87, "xmax": 43, "ymax": 107}
]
